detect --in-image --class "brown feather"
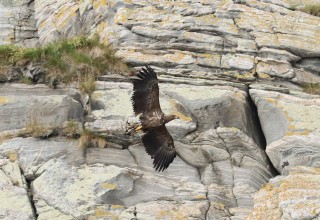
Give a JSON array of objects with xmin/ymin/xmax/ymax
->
[
  {"xmin": 141, "ymin": 125, "xmax": 176, "ymax": 172},
  {"xmin": 131, "ymin": 66, "xmax": 177, "ymax": 172},
  {"xmin": 131, "ymin": 66, "xmax": 161, "ymax": 115}
]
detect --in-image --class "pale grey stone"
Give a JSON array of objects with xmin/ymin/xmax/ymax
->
[
  {"xmin": 267, "ymin": 135, "xmax": 320, "ymax": 175},
  {"xmin": 0, "ymin": 0, "xmax": 38, "ymax": 46},
  {"xmin": 248, "ymin": 166, "xmax": 320, "ymax": 220},
  {"xmin": 258, "ymin": 47, "xmax": 301, "ymax": 63},
  {"xmin": 32, "ymin": 159, "xmax": 206, "ymax": 218},
  {"xmin": 296, "ymin": 58, "xmax": 320, "ymax": 73},
  {"xmin": 256, "ymin": 61, "xmax": 295, "ymax": 79},
  {"xmin": 120, "ymin": 200, "xmax": 209, "ymax": 220},
  {"xmin": 0, "ymin": 137, "xmax": 85, "ymax": 180},
  {"xmin": 293, "ymin": 69, "xmax": 320, "ymax": 84},
  {"xmin": 0, "ymin": 161, "xmax": 35, "ymax": 220},
  {"xmin": 0, "ymin": 84, "xmax": 83, "ymax": 133},
  {"xmin": 250, "ymin": 88, "xmax": 320, "ymax": 145},
  {"xmin": 128, "ymin": 144, "xmax": 200, "ymax": 182},
  {"xmin": 86, "ymin": 147, "xmax": 137, "ymax": 169}
]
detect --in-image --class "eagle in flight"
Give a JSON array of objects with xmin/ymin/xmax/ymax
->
[{"xmin": 129, "ymin": 66, "xmax": 179, "ymax": 171}]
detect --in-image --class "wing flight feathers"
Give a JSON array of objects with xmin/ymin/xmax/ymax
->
[
  {"xmin": 131, "ymin": 65, "xmax": 161, "ymax": 115},
  {"xmin": 141, "ymin": 126, "xmax": 176, "ymax": 172}
]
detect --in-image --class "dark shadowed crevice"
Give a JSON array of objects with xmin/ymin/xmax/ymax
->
[
  {"xmin": 19, "ymin": 167, "xmax": 38, "ymax": 219},
  {"xmin": 246, "ymin": 90, "xmax": 267, "ymax": 149},
  {"xmin": 247, "ymin": 88, "xmax": 280, "ymax": 176}
]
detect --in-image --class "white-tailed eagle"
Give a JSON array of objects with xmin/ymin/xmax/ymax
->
[{"xmin": 130, "ymin": 66, "xmax": 179, "ymax": 171}]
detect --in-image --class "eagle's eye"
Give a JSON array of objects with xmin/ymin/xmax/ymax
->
[{"xmin": 175, "ymin": 116, "xmax": 179, "ymax": 119}]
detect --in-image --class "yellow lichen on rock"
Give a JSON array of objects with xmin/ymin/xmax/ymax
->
[
  {"xmin": 248, "ymin": 167, "xmax": 320, "ymax": 220},
  {"xmin": 170, "ymin": 99, "xmax": 192, "ymax": 122},
  {"xmin": 100, "ymin": 183, "xmax": 117, "ymax": 189},
  {"xmin": 54, "ymin": 4, "xmax": 79, "ymax": 31},
  {"xmin": 157, "ymin": 210, "xmax": 184, "ymax": 220},
  {"xmin": 0, "ymin": 97, "xmax": 8, "ymax": 104},
  {"xmin": 94, "ymin": 207, "xmax": 118, "ymax": 219},
  {"xmin": 8, "ymin": 151, "xmax": 17, "ymax": 162},
  {"xmin": 92, "ymin": 0, "xmax": 108, "ymax": 9}
]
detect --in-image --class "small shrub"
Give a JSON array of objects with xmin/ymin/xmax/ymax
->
[
  {"xmin": 297, "ymin": 4, "xmax": 320, "ymax": 17},
  {"xmin": 80, "ymin": 129, "xmax": 107, "ymax": 150},
  {"xmin": 0, "ymin": 45, "xmax": 21, "ymax": 65},
  {"xmin": 63, "ymin": 121, "xmax": 81, "ymax": 138},
  {"xmin": 23, "ymin": 119, "xmax": 50, "ymax": 138},
  {"xmin": 1, "ymin": 36, "xmax": 131, "ymax": 93},
  {"xmin": 21, "ymin": 114, "xmax": 57, "ymax": 139},
  {"xmin": 79, "ymin": 74, "xmax": 96, "ymax": 96},
  {"xmin": 20, "ymin": 76, "xmax": 33, "ymax": 85},
  {"xmin": 301, "ymin": 83, "xmax": 320, "ymax": 95}
]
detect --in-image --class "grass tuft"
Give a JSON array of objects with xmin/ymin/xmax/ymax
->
[
  {"xmin": 293, "ymin": 4, "xmax": 320, "ymax": 17},
  {"xmin": 301, "ymin": 83, "xmax": 320, "ymax": 95},
  {"xmin": 63, "ymin": 121, "xmax": 81, "ymax": 138},
  {"xmin": 300, "ymin": 4, "xmax": 320, "ymax": 17},
  {"xmin": 22, "ymin": 119, "xmax": 54, "ymax": 139},
  {"xmin": 80, "ymin": 129, "xmax": 107, "ymax": 150},
  {"xmin": 0, "ymin": 36, "xmax": 130, "ymax": 91}
]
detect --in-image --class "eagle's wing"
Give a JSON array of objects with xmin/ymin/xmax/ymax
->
[
  {"xmin": 141, "ymin": 125, "xmax": 176, "ymax": 172},
  {"xmin": 131, "ymin": 66, "xmax": 161, "ymax": 115}
]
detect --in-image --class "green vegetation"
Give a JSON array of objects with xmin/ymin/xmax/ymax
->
[
  {"xmin": 19, "ymin": 76, "xmax": 33, "ymax": 85},
  {"xmin": 300, "ymin": 4, "xmax": 320, "ymax": 17},
  {"xmin": 292, "ymin": 4, "xmax": 320, "ymax": 17},
  {"xmin": 0, "ymin": 36, "xmax": 129, "ymax": 90},
  {"xmin": 301, "ymin": 83, "xmax": 320, "ymax": 95}
]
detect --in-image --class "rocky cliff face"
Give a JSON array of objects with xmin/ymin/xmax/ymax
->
[{"xmin": 1, "ymin": 0, "xmax": 320, "ymax": 219}]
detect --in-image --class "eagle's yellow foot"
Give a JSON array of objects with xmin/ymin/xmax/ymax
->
[
  {"xmin": 135, "ymin": 125, "xmax": 143, "ymax": 131},
  {"xmin": 125, "ymin": 121, "xmax": 142, "ymax": 135}
]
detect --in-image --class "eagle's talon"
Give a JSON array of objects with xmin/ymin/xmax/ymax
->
[
  {"xmin": 125, "ymin": 121, "xmax": 142, "ymax": 135},
  {"xmin": 135, "ymin": 125, "xmax": 143, "ymax": 131}
]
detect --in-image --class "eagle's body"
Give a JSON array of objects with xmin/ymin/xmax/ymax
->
[{"xmin": 130, "ymin": 66, "xmax": 178, "ymax": 171}]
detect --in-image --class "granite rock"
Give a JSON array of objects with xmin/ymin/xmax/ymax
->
[
  {"xmin": 0, "ymin": 84, "xmax": 83, "ymax": 134},
  {"xmin": 248, "ymin": 166, "xmax": 320, "ymax": 220}
]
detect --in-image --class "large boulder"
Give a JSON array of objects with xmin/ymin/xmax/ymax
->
[
  {"xmin": 0, "ymin": 160, "xmax": 35, "ymax": 220},
  {"xmin": 247, "ymin": 166, "xmax": 320, "ymax": 220},
  {"xmin": 0, "ymin": 84, "xmax": 83, "ymax": 135},
  {"xmin": 84, "ymin": 78, "xmax": 273, "ymax": 219},
  {"xmin": 250, "ymin": 88, "xmax": 320, "ymax": 174},
  {"xmin": 0, "ymin": 137, "xmax": 85, "ymax": 180}
]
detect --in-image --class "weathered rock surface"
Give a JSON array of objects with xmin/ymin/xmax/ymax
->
[
  {"xmin": 84, "ymin": 77, "xmax": 273, "ymax": 219},
  {"xmin": 0, "ymin": 84, "xmax": 83, "ymax": 134},
  {"xmin": 0, "ymin": 137, "xmax": 85, "ymax": 180},
  {"xmin": 0, "ymin": 160, "xmax": 35, "ymax": 220},
  {"xmin": 247, "ymin": 166, "xmax": 320, "ymax": 220},
  {"xmin": 1, "ymin": 0, "xmax": 320, "ymax": 219},
  {"xmin": 1, "ymin": 0, "xmax": 318, "ymax": 83},
  {"xmin": 250, "ymin": 88, "xmax": 320, "ymax": 174},
  {"xmin": 0, "ymin": 0, "xmax": 38, "ymax": 46}
]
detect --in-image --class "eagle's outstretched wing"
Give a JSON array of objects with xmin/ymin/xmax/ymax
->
[
  {"xmin": 131, "ymin": 66, "xmax": 161, "ymax": 115},
  {"xmin": 142, "ymin": 125, "xmax": 176, "ymax": 172}
]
